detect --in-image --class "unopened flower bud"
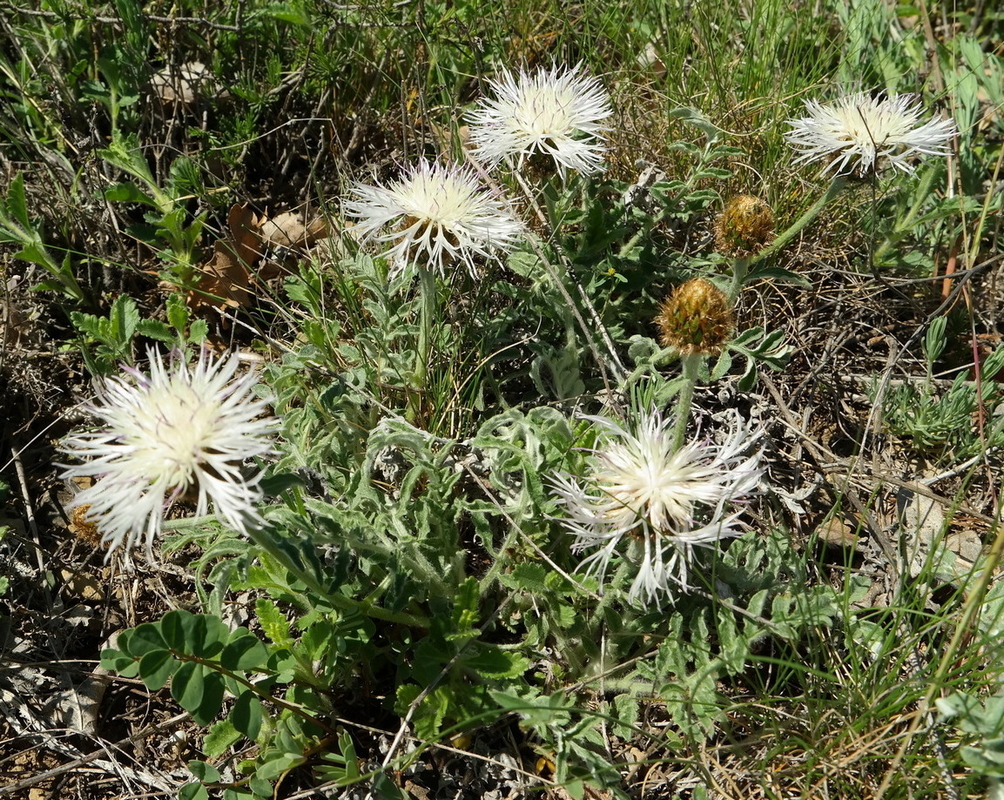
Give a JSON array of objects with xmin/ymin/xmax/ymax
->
[
  {"xmin": 656, "ymin": 278, "xmax": 733, "ymax": 356},
  {"xmin": 714, "ymin": 195, "xmax": 775, "ymax": 259}
]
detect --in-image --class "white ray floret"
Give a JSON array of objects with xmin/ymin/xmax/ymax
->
[
  {"xmin": 785, "ymin": 91, "xmax": 956, "ymax": 176},
  {"xmin": 467, "ymin": 63, "xmax": 613, "ymax": 178},
  {"xmin": 550, "ymin": 409, "xmax": 763, "ymax": 603},
  {"xmin": 60, "ymin": 348, "xmax": 276, "ymax": 559},
  {"xmin": 345, "ymin": 160, "xmax": 523, "ymax": 277}
]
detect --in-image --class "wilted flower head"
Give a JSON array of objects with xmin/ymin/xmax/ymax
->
[
  {"xmin": 714, "ymin": 195, "xmax": 776, "ymax": 259},
  {"xmin": 345, "ymin": 160, "xmax": 523, "ymax": 278},
  {"xmin": 60, "ymin": 348, "xmax": 275, "ymax": 560},
  {"xmin": 466, "ymin": 63, "xmax": 613, "ymax": 178},
  {"xmin": 550, "ymin": 409, "xmax": 763, "ymax": 603},
  {"xmin": 656, "ymin": 278, "xmax": 734, "ymax": 356},
  {"xmin": 785, "ymin": 91, "xmax": 956, "ymax": 176}
]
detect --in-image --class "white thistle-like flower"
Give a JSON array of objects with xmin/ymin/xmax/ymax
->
[
  {"xmin": 466, "ymin": 63, "xmax": 613, "ymax": 178},
  {"xmin": 785, "ymin": 91, "xmax": 956, "ymax": 176},
  {"xmin": 345, "ymin": 160, "xmax": 523, "ymax": 277},
  {"xmin": 60, "ymin": 348, "xmax": 276, "ymax": 559},
  {"xmin": 550, "ymin": 409, "xmax": 763, "ymax": 604}
]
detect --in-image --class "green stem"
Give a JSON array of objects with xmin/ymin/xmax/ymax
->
[
  {"xmin": 617, "ymin": 207, "xmax": 671, "ymax": 260},
  {"xmin": 185, "ymin": 651, "xmax": 337, "ymax": 733},
  {"xmin": 872, "ymin": 166, "xmax": 938, "ymax": 265},
  {"xmin": 752, "ymin": 177, "xmax": 848, "ymax": 265},
  {"xmin": 477, "ymin": 523, "xmax": 522, "ymax": 595},
  {"xmin": 409, "ymin": 267, "xmax": 439, "ymax": 421},
  {"xmin": 569, "ymin": 560, "xmax": 632, "ymax": 677},
  {"xmin": 727, "ymin": 258, "xmax": 750, "ymax": 306},
  {"xmin": 672, "ymin": 353, "xmax": 703, "ymax": 449}
]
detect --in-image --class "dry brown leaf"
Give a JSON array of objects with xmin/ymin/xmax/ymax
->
[
  {"xmin": 256, "ymin": 210, "xmax": 329, "ymax": 280},
  {"xmin": 193, "ymin": 242, "xmax": 252, "ymax": 308},
  {"xmin": 260, "ymin": 211, "xmax": 328, "ymax": 249},
  {"xmin": 946, "ymin": 529, "xmax": 982, "ymax": 567},
  {"xmin": 816, "ymin": 517, "xmax": 859, "ymax": 548},
  {"xmin": 60, "ymin": 569, "xmax": 106, "ymax": 602},
  {"xmin": 637, "ymin": 41, "xmax": 667, "ymax": 79},
  {"xmin": 190, "ymin": 203, "xmax": 263, "ymax": 310},
  {"xmin": 227, "ymin": 202, "xmax": 265, "ymax": 266}
]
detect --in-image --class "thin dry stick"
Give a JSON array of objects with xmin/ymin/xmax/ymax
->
[
  {"xmin": 9, "ymin": 445, "xmax": 63, "ymax": 663},
  {"xmin": 0, "ymin": 713, "xmax": 189, "ymax": 796},
  {"xmin": 962, "ymin": 144, "xmax": 1004, "ymax": 509},
  {"xmin": 962, "ymin": 284, "xmax": 998, "ymax": 508}
]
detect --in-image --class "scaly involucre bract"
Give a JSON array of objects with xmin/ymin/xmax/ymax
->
[
  {"xmin": 785, "ymin": 91, "xmax": 956, "ymax": 176},
  {"xmin": 345, "ymin": 160, "xmax": 523, "ymax": 278},
  {"xmin": 467, "ymin": 63, "xmax": 613, "ymax": 178},
  {"xmin": 550, "ymin": 409, "xmax": 763, "ymax": 603},
  {"xmin": 60, "ymin": 348, "xmax": 276, "ymax": 559}
]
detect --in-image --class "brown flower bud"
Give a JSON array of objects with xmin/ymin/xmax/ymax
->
[
  {"xmin": 714, "ymin": 195, "xmax": 775, "ymax": 259},
  {"xmin": 656, "ymin": 278, "xmax": 734, "ymax": 356}
]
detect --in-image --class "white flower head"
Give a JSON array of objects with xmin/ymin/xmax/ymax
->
[
  {"xmin": 345, "ymin": 160, "xmax": 523, "ymax": 278},
  {"xmin": 550, "ymin": 409, "xmax": 763, "ymax": 604},
  {"xmin": 785, "ymin": 91, "xmax": 957, "ymax": 176},
  {"xmin": 60, "ymin": 348, "xmax": 276, "ymax": 560},
  {"xmin": 466, "ymin": 63, "xmax": 613, "ymax": 178}
]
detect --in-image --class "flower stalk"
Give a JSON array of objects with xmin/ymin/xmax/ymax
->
[
  {"xmin": 672, "ymin": 353, "xmax": 703, "ymax": 450},
  {"xmin": 750, "ymin": 177, "xmax": 849, "ymax": 266},
  {"xmin": 410, "ymin": 267, "xmax": 440, "ymax": 421}
]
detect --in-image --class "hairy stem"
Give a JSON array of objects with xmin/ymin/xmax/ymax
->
[
  {"xmin": 409, "ymin": 266, "xmax": 439, "ymax": 422},
  {"xmin": 753, "ymin": 177, "xmax": 848, "ymax": 265},
  {"xmin": 672, "ymin": 353, "xmax": 703, "ymax": 449}
]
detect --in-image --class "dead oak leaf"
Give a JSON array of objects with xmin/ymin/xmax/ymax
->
[
  {"xmin": 190, "ymin": 203, "xmax": 264, "ymax": 311},
  {"xmin": 257, "ymin": 210, "xmax": 329, "ymax": 280}
]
